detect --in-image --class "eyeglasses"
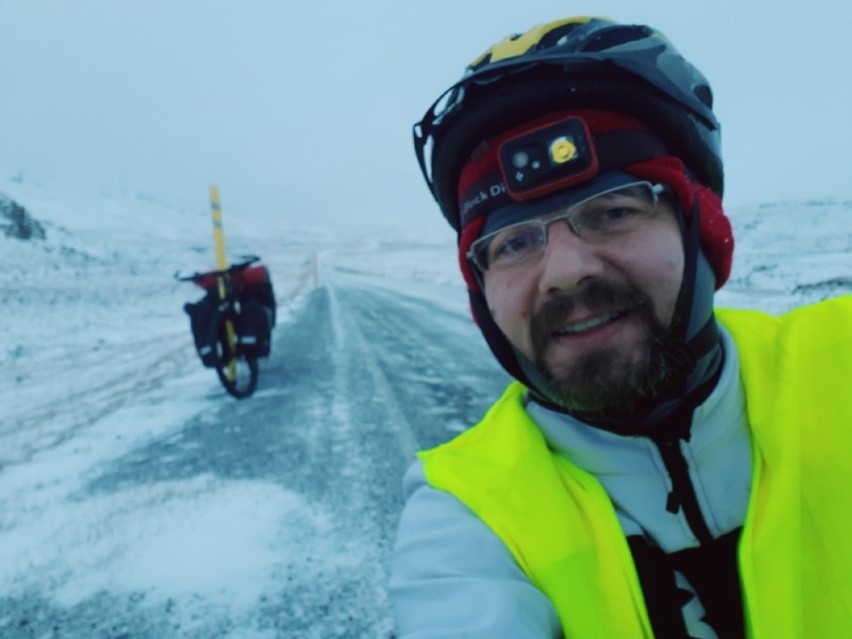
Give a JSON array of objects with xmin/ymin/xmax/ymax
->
[{"xmin": 467, "ymin": 181, "xmax": 667, "ymax": 272}]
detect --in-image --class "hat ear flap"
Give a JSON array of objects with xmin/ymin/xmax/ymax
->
[{"xmin": 626, "ymin": 157, "xmax": 733, "ymax": 289}]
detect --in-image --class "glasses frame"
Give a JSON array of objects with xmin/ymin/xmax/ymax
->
[{"xmin": 467, "ymin": 181, "xmax": 666, "ymax": 273}]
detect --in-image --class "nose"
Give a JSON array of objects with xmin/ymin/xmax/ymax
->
[{"xmin": 537, "ymin": 220, "xmax": 607, "ymax": 295}]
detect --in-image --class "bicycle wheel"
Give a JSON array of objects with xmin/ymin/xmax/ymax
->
[{"xmin": 213, "ymin": 314, "xmax": 259, "ymax": 399}]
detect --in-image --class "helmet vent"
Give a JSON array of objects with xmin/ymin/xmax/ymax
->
[
  {"xmin": 540, "ymin": 22, "xmax": 584, "ymax": 49},
  {"xmin": 584, "ymin": 25, "xmax": 653, "ymax": 51},
  {"xmin": 694, "ymin": 84, "xmax": 713, "ymax": 109}
]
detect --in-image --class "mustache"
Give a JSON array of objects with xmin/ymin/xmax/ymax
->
[{"xmin": 531, "ymin": 280, "xmax": 652, "ymax": 352}]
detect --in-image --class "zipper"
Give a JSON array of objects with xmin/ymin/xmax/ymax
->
[{"xmin": 653, "ymin": 434, "xmax": 714, "ymax": 545}]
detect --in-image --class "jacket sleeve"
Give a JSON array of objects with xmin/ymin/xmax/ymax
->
[{"xmin": 390, "ymin": 460, "xmax": 562, "ymax": 638}]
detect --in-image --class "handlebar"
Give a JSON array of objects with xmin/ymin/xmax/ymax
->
[{"xmin": 174, "ymin": 255, "xmax": 261, "ymax": 284}]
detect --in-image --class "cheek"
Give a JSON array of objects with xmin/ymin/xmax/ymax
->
[
  {"xmin": 660, "ymin": 234, "xmax": 685, "ymax": 286},
  {"xmin": 660, "ymin": 250, "xmax": 684, "ymax": 286},
  {"xmin": 612, "ymin": 226, "xmax": 684, "ymax": 320},
  {"xmin": 483, "ymin": 275, "xmax": 535, "ymax": 340}
]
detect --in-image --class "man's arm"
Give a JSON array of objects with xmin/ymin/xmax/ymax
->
[{"xmin": 390, "ymin": 461, "xmax": 562, "ymax": 638}]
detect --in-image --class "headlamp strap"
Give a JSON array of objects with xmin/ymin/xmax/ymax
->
[
  {"xmin": 459, "ymin": 129, "xmax": 669, "ymax": 227},
  {"xmin": 595, "ymin": 130, "xmax": 669, "ymax": 171}
]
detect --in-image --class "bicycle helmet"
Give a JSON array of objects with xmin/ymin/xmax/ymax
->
[
  {"xmin": 413, "ymin": 16, "xmax": 734, "ymax": 431},
  {"xmin": 414, "ymin": 16, "xmax": 723, "ymax": 230}
]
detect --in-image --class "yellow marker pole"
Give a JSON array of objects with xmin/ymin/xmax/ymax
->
[
  {"xmin": 209, "ymin": 185, "xmax": 229, "ymax": 301},
  {"xmin": 209, "ymin": 184, "xmax": 237, "ymax": 379}
]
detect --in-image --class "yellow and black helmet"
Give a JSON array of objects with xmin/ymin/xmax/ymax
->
[{"xmin": 414, "ymin": 16, "xmax": 723, "ymax": 232}]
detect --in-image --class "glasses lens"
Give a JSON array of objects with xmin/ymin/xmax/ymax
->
[
  {"xmin": 570, "ymin": 183, "xmax": 659, "ymax": 238},
  {"xmin": 476, "ymin": 223, "xmax": 545, "ymax": 270}
]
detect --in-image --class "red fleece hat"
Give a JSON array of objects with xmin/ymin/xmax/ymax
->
[{"xmin": 456, "ymin": 110, "xmax": 733, "ymax": 292}]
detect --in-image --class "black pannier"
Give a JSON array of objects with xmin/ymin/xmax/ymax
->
[
  {"xmin": 237, "ymin": 296, "xmax": 272, "ymax": 358},
  {"xmin": 236, "ymin": 265, "xmax": 276, "ymax": 328},
  {"xmin": 184, "ymin": 292, "xmax": 218, "ymax": 367}
]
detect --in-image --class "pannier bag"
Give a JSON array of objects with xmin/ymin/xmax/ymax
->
[
  {"xmin": 184, "ymin": 293, "xmax": 218, "ymax": 367},
  {"xmin": 236, "ymin": 265, "xmax": 277, "ymax": 327},
  {"xmin": 237, "ymin": 297, "xmax": 272, "ymax": 358}
]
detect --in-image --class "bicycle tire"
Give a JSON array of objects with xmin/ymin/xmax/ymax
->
[{"xmin": 212, "ymin": 311, "xmax": 259, "ymax": 399}]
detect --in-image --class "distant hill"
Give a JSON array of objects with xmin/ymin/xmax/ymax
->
[{"xmin": 0, "ymin": 191, "xmax": 46, "ymax": 240}]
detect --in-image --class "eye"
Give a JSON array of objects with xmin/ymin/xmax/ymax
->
[
  {"xmin": 580, "ymin": 200, "xmax": 650, "ymax": 232},
  {"xmin": 487, "ymin": 225, "xmax": 542, "ymax": 264},
  {"xmin": 601, "ymin": 206, "xmax": 642, "ymax": 221}
]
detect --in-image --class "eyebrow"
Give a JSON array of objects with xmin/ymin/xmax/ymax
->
[
  {"xmin": 591, "ymin": 186, "xmax": 648, "ymax": 200},
  {"xmin": 530, "ymin": 189, "xmax": 650, "ymax": 222}
]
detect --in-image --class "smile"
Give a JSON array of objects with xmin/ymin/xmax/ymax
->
[{"xmin": 554, "ymin": 310, "xmax": 629, "ymax": 335}]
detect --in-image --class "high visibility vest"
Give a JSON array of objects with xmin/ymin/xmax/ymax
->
[{"xmin": 420, "ymin": 297, "xmax": 852, "ymax": 638}]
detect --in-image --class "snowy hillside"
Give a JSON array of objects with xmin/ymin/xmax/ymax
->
[
  {"xmin": 716, "ymin": 198, "xmax": 852, "ymax": 312},
  {"xmin": 1, "ymin": 178, "xmax": 850, "ymax": 638}
]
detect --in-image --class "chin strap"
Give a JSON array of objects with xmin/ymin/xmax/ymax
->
[
  {"xmin": 665, "ymin": 316, "xmax": 720, "ymax": 395},
  {"xmin": 671, "ymin": 194, "xmax": 703, "ymax": 342}
]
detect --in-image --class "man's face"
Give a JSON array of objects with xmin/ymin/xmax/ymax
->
[{"xmin": 482, "ymin": 191, "xmax": 685, "ymax": 416}]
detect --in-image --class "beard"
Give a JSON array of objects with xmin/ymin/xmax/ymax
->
[{"xmin": 528, "ymin": 280, "xmax": 679, "ymax": 419}]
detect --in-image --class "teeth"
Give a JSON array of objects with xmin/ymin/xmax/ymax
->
[{"xmin": 557, "ymin": 311, "xmax": 622, "ymax": 334}]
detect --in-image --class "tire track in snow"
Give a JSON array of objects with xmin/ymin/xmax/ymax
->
[
  {"xmin": 331, "ymin": 273, "xmax": 509, "ymax": 451},
  {"xmin": 324, "ymin": 278, "xmax": 420, "ymax": 461}
]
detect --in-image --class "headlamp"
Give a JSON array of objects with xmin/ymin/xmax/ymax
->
[{"xmin": 497, "ymin": 116, "xmax": 599, "ymax": 202}]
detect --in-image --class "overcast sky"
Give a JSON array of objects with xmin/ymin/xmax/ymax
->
[{"xmin": 2, "ymin": 1, "xmax": 851, "ymax": 233}]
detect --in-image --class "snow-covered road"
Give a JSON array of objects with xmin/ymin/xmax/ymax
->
[{"xmin": 1, "ymin": 256, "xmax": 508, "ymax": 638}]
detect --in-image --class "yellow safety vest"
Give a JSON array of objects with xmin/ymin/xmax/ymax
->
[{"xmin": 420, "ymin": 297, "xmax": 852, "ymax": 638}]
